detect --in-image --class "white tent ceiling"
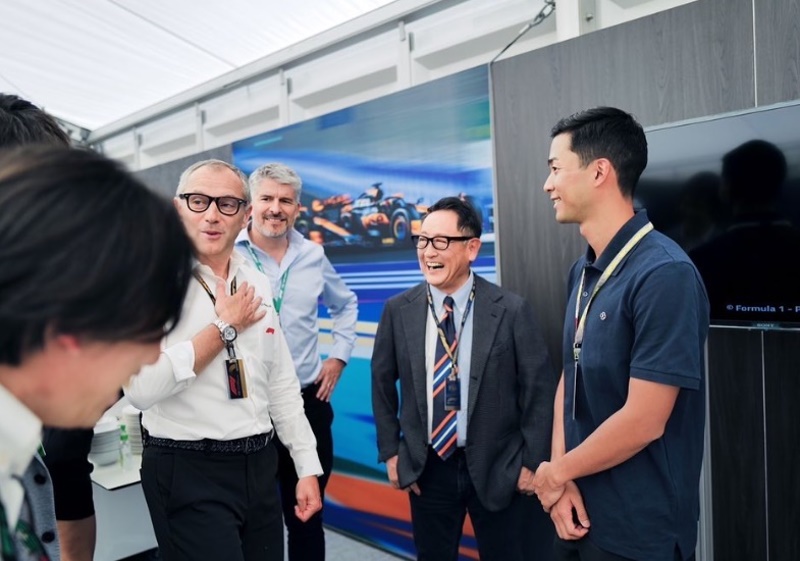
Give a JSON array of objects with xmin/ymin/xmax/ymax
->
[{"xmin": 0, "ymin": 0, "xmax": 398, "ymax": 131}]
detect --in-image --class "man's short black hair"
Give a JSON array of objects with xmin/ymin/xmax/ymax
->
[
  {"xmin": 722, "ymin": 139, "xmax": 787, "ymax": 206},
  {"xmin": 425, "ymin": 196, "xmax": 482, "ymax": 238},
  {"xmin": 0, "ymin": 146, "xmax": 194, "ymax": 365},
  {"xmin": 0, "ymin": 94, "xmax": 71, "ymax": 149},
  {"xmin": 551, "ymin": 106, "xmax": 648, "ymax": 198}
]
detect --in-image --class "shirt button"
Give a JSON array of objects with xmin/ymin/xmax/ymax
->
[
  {"xmin": 34, "ymin": 473, "xmax": 47, "ymax": 485},
  {"xmin": 582, "ymin": 291, "xmax": 589, "ymax": 297},
  {"xmin": 41, "ymin": 530, "xmax": 56, "ymax": 543}
]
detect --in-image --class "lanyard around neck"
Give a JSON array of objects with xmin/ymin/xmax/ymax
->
[
  {"xmin": 426, "ymin": 279, "xmax": 476, "ymax": 378},
  {"xmin": 0, "ymin": 499, "xmax": 17, "ymax": 561},
  {"xmin": 573, "ymin": 222, "xmax": 654, "ymax": 363},
  {"xmin": 0, "ymin": 498, "xmax": 50, "ymax": 561},
  {"xmin": 193, "ymin": 271, "xmax": 237, "ymax": 304},
  {"xmin": 194, "ymin": 272, "xmax": 239, "ymax": 358},
  {"xmin": 244, "ymin": 241, "xmax": 290, "ymax": 315}
]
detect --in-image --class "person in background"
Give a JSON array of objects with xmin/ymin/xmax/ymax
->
[
  {"xmin": 125, "ymin": 159, "xmax": 323, "ymax": 561},
  {"xmin": 371, "ymin": 196, "xmax": 556, "ymax": 561},
  {"xmin": 0, "ymin": 145, "xmax": 193, "ymax": 561},
  {"xmin": 535, "ymin": 106, "xmax": 709, "ymax": 561},
  {"xmin": 689, "ymin": 140, "xmax": 800, "ymax": 323},
  {"xmin": 235, "ymin": 163, "xmax": 358, "ymax": 561}
]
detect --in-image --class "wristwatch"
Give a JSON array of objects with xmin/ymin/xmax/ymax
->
[{"xmin": 213, "ymin": 319, "xmax": 237, "ymax": 344}]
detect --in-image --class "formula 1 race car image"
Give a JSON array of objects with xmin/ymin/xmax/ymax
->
[{"xmin": 299, "ymin": 182, "xmax": 425, "ymax": 248}]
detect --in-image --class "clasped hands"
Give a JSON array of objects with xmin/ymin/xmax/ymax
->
[{"xmin": 531, "ymin": 461, "xmax": 591, "ymax": 541}]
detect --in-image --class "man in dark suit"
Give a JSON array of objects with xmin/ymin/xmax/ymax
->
[{"xmin": 372, "ymin": 196, "xmax": 556, "ymax": 561}]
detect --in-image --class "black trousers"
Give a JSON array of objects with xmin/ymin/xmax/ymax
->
[
  {"xmin": 408, "ymin": 447, "xmax": 550, "ymax": 561},
  {"xmin": 41, "ymin": 427, "xmax": 95, "ymax": 520},
  {"xmin": 274, "ymin": 386, "xmax": 334, "ymax": 561},
  {"xmin": 141, "ymin": 441, "xmax": 283, "ymax": 561},
  {"xmin": 553, "ymin": 537, "xmax": 696, "ymax": 561}
]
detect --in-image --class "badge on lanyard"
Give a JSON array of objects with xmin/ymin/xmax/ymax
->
[
  {"xmin": 225, "ymin": 357, "xmax": 247, "ymax": 399},
  {"xmin": 444, "ymin": 376, "xmax": 461, "ymax": 410}
]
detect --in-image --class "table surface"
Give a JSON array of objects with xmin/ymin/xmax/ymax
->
[{"xmin": 90, "ymin": 453, "xmax": 142, "ymax": 490}]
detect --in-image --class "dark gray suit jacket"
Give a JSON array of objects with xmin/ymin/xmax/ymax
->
[
  {"xmin": 371, "ymin": 275, "xmax": 556, "ymax": 511},
  {"xmin": 18, "ymin": 455, "xmax": 61, "ymax": 560}
]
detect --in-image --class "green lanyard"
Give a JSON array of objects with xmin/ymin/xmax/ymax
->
[
  {"xmin": 0, "ymin": 500, "xmax": 16, "ymax": 561},
  {"xmin": 1, "ymin": 499, "xmax": 50, "ymax": 561},
  {"xmin": 244, "ymin": 241, "xmax": 290, "ymax": 315}
]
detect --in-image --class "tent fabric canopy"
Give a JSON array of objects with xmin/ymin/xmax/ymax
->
[{"xmin": 0, "ymin": 0, "xmax": 396, "ymax": 131}]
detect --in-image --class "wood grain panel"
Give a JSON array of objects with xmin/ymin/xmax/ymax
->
[
  {"xmin": 755, "ymin": 0, "xmax": 800, "ymax": 105},
  {"xmin": 763, "ymin": 330, "xmax": 800, "ymax": 561},
  {"xmin": 491, "ymin": 0, "xmax": 755, "ymax": 369},
  {"xmin": 706, "ymin": 328, "xmax": 766, "ymax": 561}
]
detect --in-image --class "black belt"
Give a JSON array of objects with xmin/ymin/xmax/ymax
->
[{"xmin": 143, "ymin": 430, "xmax": 274, "ymax": 455}]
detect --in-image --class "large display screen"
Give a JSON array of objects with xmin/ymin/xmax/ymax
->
[
  {"xmin": 233, "ymin": 65, "xmax": 494, "ymax": 560},
  {"xmin": 637, "ymin": 101, "xmax": 800, "ymax": 330}
]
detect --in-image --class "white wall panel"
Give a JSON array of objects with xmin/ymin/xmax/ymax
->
[
  {"xmin": 287, "ymin": 29, "xmax": 401, "ymax": 122},
  {"xmin": 599, "ymin": 0, "xmax": 697, "ymax": 27},
  {"xmin": 200, "ymin": 76, "xmax": 284, "ymax": 149},
  {"xmin": 100, "ymin": 130, "xmax": 138, "ymax": 169},
  {"xmin": 137, "ymin": 107, "xmax": 198, "ymax": 168},
  {"xmin": 95, "ymin": 0, "xmax": 698, "ymax": 170}
]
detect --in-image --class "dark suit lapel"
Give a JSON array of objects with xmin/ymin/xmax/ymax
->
[
  {"xmin": 400, "ymin": 284, "xmax": 429, "ymax": 430},
  {"xmin": 468, "ymin": 276, "xmax": 503, "ymax": 423}
]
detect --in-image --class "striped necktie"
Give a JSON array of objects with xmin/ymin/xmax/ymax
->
[{"xmin": 431, "ymin": 296, "xmax": 458, "ymax": 459}]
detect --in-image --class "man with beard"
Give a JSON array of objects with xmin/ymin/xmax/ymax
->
[{"xmin": 235, "ymin": 163, "xmax": 357, "ymax": 561}]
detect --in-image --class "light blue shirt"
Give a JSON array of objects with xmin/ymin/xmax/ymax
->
[
  {"xmin": 426, "ymin": 271, "xmax": 474, "ymax": 447},
  {"xmin": 235, "ymin": 228, "xmax": 358, "ymax": 388}
]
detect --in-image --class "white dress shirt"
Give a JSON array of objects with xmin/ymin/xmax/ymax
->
[
  {"xmin": 0, "ymin": 384, "xmax": 42, "ymax": 529},
  {"xmin": 425, "ymin": 271, "xmax": 475, "ymax": 448},
  {"xmin": 125, "ymin": 252, "xmax": 322, "ymax": 478},
  {"xmin": 235, "ymin": 228, "xmax": 358, "ymax": 388}
]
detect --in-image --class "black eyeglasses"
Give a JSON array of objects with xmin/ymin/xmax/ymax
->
[
  {"xmin": 411, "ymin": 234, "xmax": 474, "ymax": 250},
  {"xmin": 178, "ymin": 193, "xmax": 248, "ymax": 216}
]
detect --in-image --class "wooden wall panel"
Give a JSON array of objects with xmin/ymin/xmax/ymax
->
[
  {"xmin": 763, "ymin": 330, "xmax": 800, "ymax": 561},
  {"xmin": 706, "ymin": 329, "xmax": 767, "ymax": 561},
  {"xmin": 491, "ymin": 0, "xmax": 755, "ymax": 367},
  {"xmin": 755, "ymin": 0, "xmax": 800, "ymax": 105}
]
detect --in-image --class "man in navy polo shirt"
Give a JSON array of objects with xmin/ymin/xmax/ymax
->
[{"xmin": 533, "ymin": 106, "xmax": 709, "ymax": 561}]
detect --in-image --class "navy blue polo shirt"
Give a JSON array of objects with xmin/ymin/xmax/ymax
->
[{"xmin": 562, "ymin": 210, "xmax": 709, "ymax": 561}]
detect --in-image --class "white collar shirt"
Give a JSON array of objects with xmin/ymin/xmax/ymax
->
[
  {"xmin": 125, "ymin": 251, "xmax": 322, "ymax": 478},
  {"xmin": 234, "ymin": 228, "xmax": 358, "ymax": 388},
  {"xmin": 0, "ymin": 384, "xmax": 41, "ymax": 529},
  {"xmin": 425, "ymin": 271, "xmax": 475, "ymax": 448}
]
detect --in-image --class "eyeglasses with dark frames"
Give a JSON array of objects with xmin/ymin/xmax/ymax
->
[
  {"xmin": 178, "ymin": 193, "xmax": 248, "ymax": 216},
  {"xmin": 411, "ymin": 234, "xmax": 475, "ymax": 250}
]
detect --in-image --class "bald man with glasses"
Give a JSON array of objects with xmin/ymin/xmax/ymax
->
[{"xmin": 125, "ymin": 159, "xmax": 322, "ymax": 561}]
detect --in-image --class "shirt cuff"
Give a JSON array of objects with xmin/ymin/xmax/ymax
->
[
  {"xmin": 293, "ymin": 451, "xmax": 324, "ymax": 479},
  {"xmin": 162, "ymin": 340, "xmax": 197, "ymax": 383},
  {"xmin": 329, "ymin": 343, "xmax": 353, "ymax": 365}
]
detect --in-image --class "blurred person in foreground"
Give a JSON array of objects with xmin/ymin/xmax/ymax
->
[
  {"xmin": 125, "ymin": 159, "xmax": 322, "ymax": 561},
  {"xmin": 2, "ymin": 91, "xmax": 96, "ymax": 561},
  {"xmin": 0, "ymin": 145, "xmax": 193, "ymax": 560},
  {"xmin": 536, "ymin": 106, "xmax": 709, "ymax": 561}
]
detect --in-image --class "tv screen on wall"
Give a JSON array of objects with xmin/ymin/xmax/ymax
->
[{"xmin": 637, "ymin": 101, "xmax": 800, "ymax": 330}]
